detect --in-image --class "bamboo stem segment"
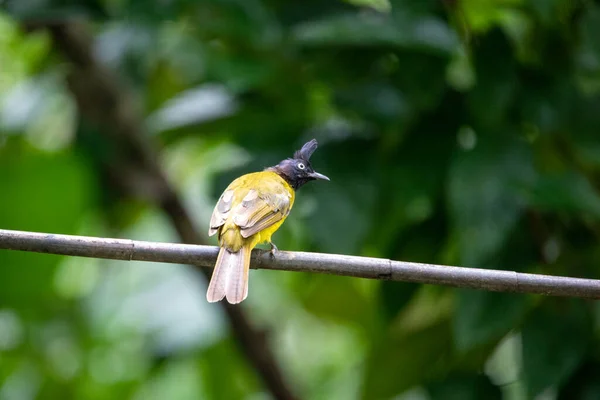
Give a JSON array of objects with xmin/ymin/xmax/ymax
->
[{"xmin": 1, "ymin": 228, "xmax": 598, "ymax": 299}]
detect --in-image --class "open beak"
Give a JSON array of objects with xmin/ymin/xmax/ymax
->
[{"xmin": 310, "ymin": 171, "xmax": 330, "ymax": 181}]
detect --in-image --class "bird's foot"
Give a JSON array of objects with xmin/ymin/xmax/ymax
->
[{"xmin": 269, "ymin": 242, "xmax": 279, "ymax": 257}]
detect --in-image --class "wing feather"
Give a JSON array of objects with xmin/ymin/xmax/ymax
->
[
  {"xmin": 208, "ymin": 189, "xmax": 234, "ymax": 236},
  {"xmin": 238, "ymin": 210, "xmax": 286, "ymax": 238},
  {"xmin": 234, "ymin": 187, "xmax": 291, "ymax": 238}
]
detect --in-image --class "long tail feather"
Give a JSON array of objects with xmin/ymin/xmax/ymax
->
[
  {"xmin": 206, "ymin": 246, "xmax": 251, "ymax": 304},
  {"xmin": 225, "ymin": 245, "xmax": 251, "ymax": 304},
  {"xmin": 206, "ymin": 247, "xmax": 228, "ymax": 302}
]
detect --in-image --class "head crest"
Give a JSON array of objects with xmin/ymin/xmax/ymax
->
[{"xmin": 294, "ymin": 139, "xmax": 318, "ymax": 161}]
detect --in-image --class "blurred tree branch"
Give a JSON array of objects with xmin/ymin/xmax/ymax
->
[
  {"xmin": 1, "ymin": 228, "xmax": 600, "ymax": 299},
  {"xmin": 24, "ymin": 20, "xmax": 298, "ymax": 400}
]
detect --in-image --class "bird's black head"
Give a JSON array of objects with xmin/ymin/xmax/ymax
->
[{"xmin": 267, "ymin": 139, "xmax": 330, "ymax": 190}]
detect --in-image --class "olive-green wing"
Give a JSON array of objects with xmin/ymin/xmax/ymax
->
[
  {"xmin": 210, "ymin": 174, "xmax": 259, "ymax": 236},
  {"xmin": 232, "ymin": 185, "xmax": 292, "ymax": 238},
  {"xmin": 208, "ymin": 188, "xmax": 235, "ymax": 236}
]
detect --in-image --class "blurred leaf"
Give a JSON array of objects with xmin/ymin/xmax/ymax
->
[
  {"xmin": 527, "ymin": 171, "xmax": 600, "ymax": 218},
  {"xmin": 528, "ymin": 0, "xmax": 575, "ymax": 27},
  {"xmin": 95, "ymin": 23, "xmax": 157, "ymax": 79},
  {"xmin": 427, "ymin": 373, "xmax": 502, "ymax": 400},
  {"xmin": 461, "ymin": 0, "xmax": 524, "ymax": 33},
  {"xmin": 522, "ymin": 301, "xmax": 592, "ymax": 398},
  {"xmin": 0, "ymin": 78, "xmax": 47, "ymax": 133},
  {"xmin": 205, "ymin": 53, "xmax": 280, "ymax": 93},
  {"xmin": 293, "ymin": 11, "xmax": 458, "ymax": 54},
  {"xmin": 334, "ymin": 82, "xmax": 409, "ymax": 123},
  {"xmin": 147, "ymin": 84, "xmax": 238, "ymax": 134},
  {"xmin": 453, "ymin": 290, "xmax": 529, "ymax": 352},
  {"xmin": 448, "ymin": 135, "xmax": 535, "ymax": 266},
  {"xmin": 362, "ymin": 319, "xmax": 454, "ymax": 399},
  {"xmin": 348, "ymin": 0, "xmax": 391, "ymax": 12}
]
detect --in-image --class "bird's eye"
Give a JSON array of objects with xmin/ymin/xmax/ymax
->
[{"xmin": 297, "ymin": 162, "xmax": 305, "ymax": 170}]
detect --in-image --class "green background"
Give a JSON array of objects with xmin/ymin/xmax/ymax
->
[{"xmin": 1, "ymin": 0, "xmax": 600, "ymax": 399}]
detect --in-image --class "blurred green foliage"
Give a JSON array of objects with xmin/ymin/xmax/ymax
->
[{"xmin": 2, "ymin": 0, "xmax": 600, "ymax": 399}]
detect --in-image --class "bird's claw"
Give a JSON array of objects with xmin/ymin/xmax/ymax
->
[{"xmin": 269, "ymin": 242, "xmax": 279, "ymax": 257}]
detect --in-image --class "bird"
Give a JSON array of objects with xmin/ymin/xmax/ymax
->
[{"xmin": 206, "ymin": 139, "xmax": 329, "ymax": 304}]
